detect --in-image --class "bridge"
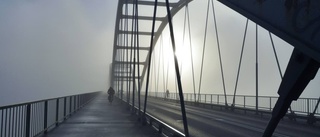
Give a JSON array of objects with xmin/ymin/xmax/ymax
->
[{"xmin": 1, "ymin": 0, "xmax": 320, "ymax": 137}]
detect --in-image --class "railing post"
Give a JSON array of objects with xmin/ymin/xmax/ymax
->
[
  {"xmin": 78, "ymin": 95, "xmax": 80, "ymax": 109},
  {"xmin": 44, "ymin": 101, "xmax": 48, "ymax": 134},
  {"xmin": 307, "ymin": 98, "xmax": 310, "ymax": 115},
  {"xmin": 211, "ymin": 94, "xmax": 213, "ymax": 104},
  {"xmin": 25, "ymin": 104, "xmax": 31, "ymax": 137},
  {"xmin": 187, "ymin": 94, "xmax": 189, "ymax": 100},
  {"xmin": 217, "ymin": 95, "xmax": 219, "ymax": 105},
  {"xmin": 205, "ymin": 95, "xmax": 207, "ymax": 103},
  {"xmin": 69, "ymin": 96, "xmax": 72, "ymax": 115},
  {"xmin": 74, "ymin": 96, "xmax": 76, "ymax": 112},
  {"xmin": 244, "ymin": 96, "xmax": 246, "ymax": 108},
  {"xmin": 64, "ymin": 97, "xmax": 67, "ymax": 120},
  {"xmin": 269, "ymin": 97, "xmax": 272, "ymax": 111},
  {"xmin": 56, "ymin": 99, "xmax": 59, "ymax": 126}
]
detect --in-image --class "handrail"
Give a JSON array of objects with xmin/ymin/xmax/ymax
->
[
  {"xmin": 0, "ymin": 91, "xmax": 102, "ymax": 137},
  {"xmin": 0, "ymin": 91, "xmax": 101, "ymax": 109},
  {"xmin": 117, "ymin": 97, "xmax": 185, "ymax": 137},
  {"xmin": 147, "ymin": 92, "xmax": 320, "ymax": 116},
  {"xmin": 146, "ymin": 92, "xmax": 320, "ymax": 125}
]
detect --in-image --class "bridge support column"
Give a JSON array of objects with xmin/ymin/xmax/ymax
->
[{"xmin": 263, "ymin": 48, "xmax": 320, "ymax": 137}]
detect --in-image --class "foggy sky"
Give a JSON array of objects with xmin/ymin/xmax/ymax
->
[
  {"xmin": 0, "ymin": 0, "xmax": 118, "ymax": 106},
  {"xmin": 140, "ymin": 0, "xmax": 320, "ymax": 98},
  {"xmin": 0, "ymin": 0, "xmax": 319, "ymax": 106}
]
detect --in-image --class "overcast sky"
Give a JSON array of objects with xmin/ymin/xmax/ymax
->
[
  {"xmin": 0, "ymin": 0, "xmax": 319, "ymax": 106},
  {"xmin": 139, "ymin": 0, "xmax": 320, "ymax": 98},
  {"xmin": 0, "ymin": 0, "xmax": 118, "ymax": 106}
]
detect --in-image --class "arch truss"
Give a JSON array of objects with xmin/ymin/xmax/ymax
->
[{"xmin": 110, "ymin": 0, "xmax": 320, "ymax": 137}]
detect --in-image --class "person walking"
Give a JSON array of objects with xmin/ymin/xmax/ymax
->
[{"xmin": 108, "ymin": 87, "xmax": 115, "ymax": 104}]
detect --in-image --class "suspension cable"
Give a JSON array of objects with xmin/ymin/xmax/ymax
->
[
  {"xmin": 165, "ymin": 35, "xmax": 170, "ymax": 91},
  {"xmin": 143, "ymin": 0, "xmax": 158, "ymax": 116},
  {"xmin": 269, "ymin": 32, "xmax": 294, "ymax": 114},
  {"xmin": 165, "ymin": 0, "xmax": 189, "ymax": 136},
  {"xmin": 255, "ymin": 24, "xmax": 259, "ymax": 113},
  {"xmin": 211, "ymin": 0, "xmax": 228, "ymax": 106},
  {"xmin": 125, "ymin": 1, "xmax": 129, "ymax": 102},
  {"xmin": 180, "ymin": 3, "xmax": 190, "ymax": 97},
  {"xmin": 118, "ymin": 18, "xmax": 123, "ymax": 94},
  {"xmin": 185, "ymin": 4, "xmax": 197, "ymax": 101},
  {"xmin": 135, "ymin": 0, "xmax": 141, "ymax": 115},
  {"xmin": 153, "ymin": 44, "xmax": 157, "ymax": 96},
  {"xmin": 129, "ymin": 2, "xmax": 136, "ymax": 110},
  {"xmin": 161, "ymin": 34, "xmax": 166, "ymax": 94},
  {"xmin": 269, "ymin": 32, "xmax": 283, "ymax": 78},
  {"xmin": 158, "ymin": 36, "xmax": 166, "ymax": 92},
  {"xmin": 156, "ymin": 38, "xmax": 161, "ymax": 94},
  {"xmin": 179, "ymin": 2, "xmax": 189, "ymax": 79},
  {"xmin": 232, "ymin": 19, "xmax": 249, "ymax": 106},
  {"xmin": 121, "ymin": 25, "xmax": 125, "ymax": 98},
  {"xmin": 122, "ymin": 0, "xmax": 129, "ymax": 101},
  {"xmin": 198, "ymin": 0, "xmax": 210, "ymax": 102}
]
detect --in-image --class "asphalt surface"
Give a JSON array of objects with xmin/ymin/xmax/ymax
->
[
  {"xmin": 41, "ymin": 93, "xmax": 161, "ymax": 137},
  {"xmin": 145, "ymin": 97, "xmax": 320, "ymax": 137},
  {"xmin": 41, "ymin": 94, "xmax": 320, "ymax": 137}
]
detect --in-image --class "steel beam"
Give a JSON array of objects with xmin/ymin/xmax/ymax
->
[
  {"xmin": 116, "ymin": 46, "xmax": 150, "ymax": 50},
  {"xmin": 121, "ymin": 15, "xmax": 165, "ymax": 21},
  {"xmin": 217, "ymin": 0, "xmax": 320, "ymax": 62}
]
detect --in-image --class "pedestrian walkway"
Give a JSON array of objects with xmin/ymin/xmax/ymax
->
[{"xmin": 42, "ymin": 92, "xmax": 161, "ymax": 137}]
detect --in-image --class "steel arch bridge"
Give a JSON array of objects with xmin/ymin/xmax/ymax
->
[{"xmin": 111, "ymin": 0, "xmax": 320, "ymax": 136}]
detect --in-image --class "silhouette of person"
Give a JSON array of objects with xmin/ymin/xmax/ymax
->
[{"xmin": 108, "ymin": 87, "xmax": 115, "ymax": 103}]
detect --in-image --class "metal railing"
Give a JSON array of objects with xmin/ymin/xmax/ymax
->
[
  {"xmin": 116, "ymin": 96, "xmax": 185, "ymax": 137},
  {"xmin": 0, "ymin": 91, "xmax": 102, "ymax": 137},
  {"xmin": 147, "ymin": 92, "xmax": 320, "ymax": 116}
]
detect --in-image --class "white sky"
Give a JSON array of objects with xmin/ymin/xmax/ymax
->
[
  {"xmin": 0, "ymin": 0, "xmax": 318, "ymax": 106},
  {"xmin": 0, "ymin": 0, "xmax": 117, "ymax": 106}
]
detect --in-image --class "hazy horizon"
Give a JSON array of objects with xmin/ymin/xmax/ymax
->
[{"xmin": 0, "ymin": 0, "xmax": 319, "ymax": 107}]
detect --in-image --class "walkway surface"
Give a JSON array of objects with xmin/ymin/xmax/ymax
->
[{"xmin": 42, "ymin": 92, "xmax": 161, "ymax": 137}]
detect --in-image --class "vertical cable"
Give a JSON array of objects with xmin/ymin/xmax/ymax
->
[
  {"xmin": 256, "ymin": 24, "xmax": 259, "ymax": 113},
  {"xmin": 161, "ymin": 44, "xmax": 166, "ymax": 97},
  {"xmin": 165, "ymin": 0, "xmax": 189, "ymax": 136},
  {"xmin": 165, "ymin": 35, "xmax": 170, "ymax": 91},
  {"xmin": 269, "ymin": 32, "xmax": 283, "ymax": 78},
  {"xmin": 135, "ymin": 0, "xmax": 142, "ymax": 115},
  {"xmin": 125, "ymin": 0, "xmax": 129, "ymax": 102},
  {"xmin": 232, "ymin": 19, "xmax": 249, "ymax": 106},
  {"xmin": 152, "ymin": 43, "xmax": 156, "ymax": 94},
  {"xmin": 128, "ymin": 2, "xmax": 136, "ymax": 106},
  {"xmin": 161, "ymin": 35, "xmax": 166, "ymax": 94},
  {"xmin": 132, "ymin": 1, "xmax": 137, "ymax": 111},
  {"xmin": 156, "ymin": 40, "xmax": 161, "ymax": 94},
  {"xmin": 118, "ymin": 17, "xmax": 123, "ymax": 93},
  {"xmin": 143, "ymin": 0, "xmax": 158, "ymax": 117},
  {"xmin": 153, "ymin": 44, "xmax": 157, "ymax": 97},
  {"xmin": 120, "ymin": 17, "xmax": 124, "ymax": 99},
  {"xmin": 198, "ymin": 0, "xmax": 210, "ymax": 102},
  {"xmin": 211, "ymin": 0, "xmax": 228, "ymax": 105},
  {"xmin": 185, "ymin": 4, "xmax": 197, "ymax": 101},
  {"xmin": 269, "ymin": 32, "xmax": 294, "ymax": 114}
]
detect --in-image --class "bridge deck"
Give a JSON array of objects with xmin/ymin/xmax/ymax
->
[{"xmin": 41, "ymin": 93, "xmax": 161, "ymax": 137}]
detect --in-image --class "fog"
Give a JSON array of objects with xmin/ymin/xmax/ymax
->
[
  {"xmin": 0, "ymin": 1, "xmax": 118, "ymax": 106},
  {"xmin": 138, "ymin": 1, "xmax": 320, "ymax": 99},
  {"xmin": 0, "ymin": 0, "xmax": 319, "ymax": 106}
]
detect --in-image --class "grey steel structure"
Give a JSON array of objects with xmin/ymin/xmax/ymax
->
[
  {"xmin": 111, "ymin": 0, "xmax": 320, "ymax": 137},
  {"xmin": 111, "ymin": 0, "xmax": 193, "ymax": 89}
]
